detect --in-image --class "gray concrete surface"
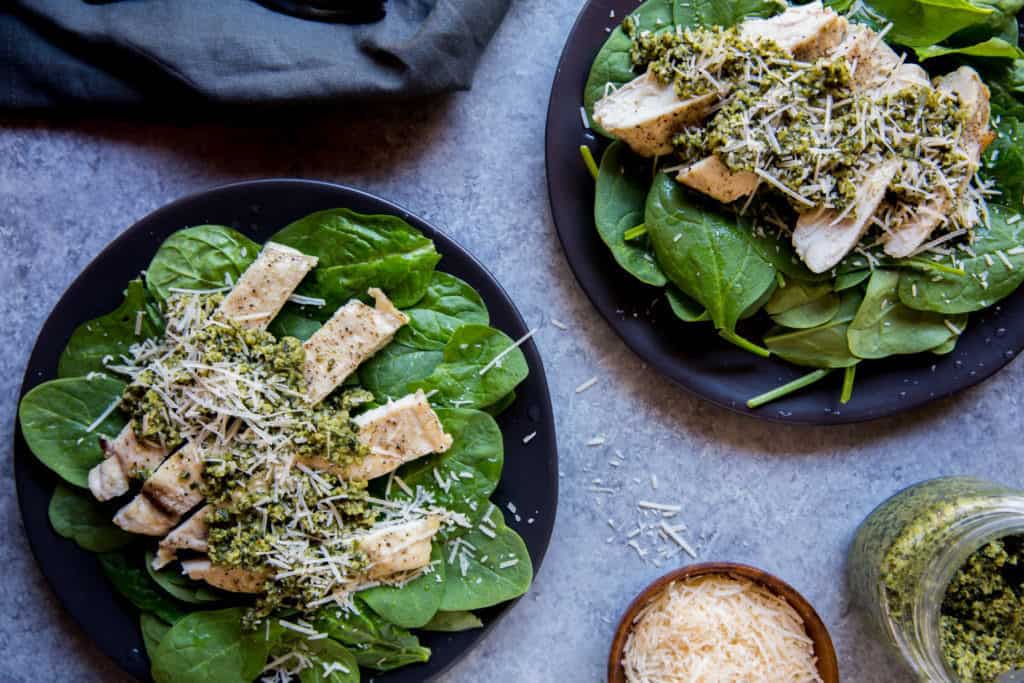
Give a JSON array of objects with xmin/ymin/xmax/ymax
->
[{"xmin": 2, "ymin": 1, "xmax": 1022, "ymax": 681}]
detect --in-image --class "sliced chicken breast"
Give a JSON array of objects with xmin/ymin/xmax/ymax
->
[
  {"xmin": 304, "ymin": 288, "xmax": 409, "ymax": 404},
  {"xmin": 181, "ymin": 516, "xmax": 441, "ymax": 594},
  {"xmin": 303, "ymin": 390, "xmax": 453, "ymax": 481},
  {"xmin": 676, "ymin": 156, "xmax": 760, "ymax": 203},
  {"xmin": 792, "ymin": 159, "xmax": 901, "ymax": 273},
  {"xmin": 89, "ymin": 244, "xmax": 316, "ymax": 503},
  {"xmin": 111, "ymin": 494, "xmax": 178, "ymax": 536},
  {"xmin": 113, "ymin": 442, "xmax": 205, "ymax": 536},
  {"xmin": 153, "ymin": 505, "xmax": 211, "ymax": 569},
  {"xmin": 594, "ymin": 3, "xmax": 847, "ymax": 158},
  {"xmin": 218, "ymin": 242, "xmax": 318, "ymax": 329},
  {"xmin": 739, "ymin": 1, "xmax": 847, "ymax": 60},
  {"xmin": 884, "ymin": 67, "xmax": 994, "ymax": 258}
]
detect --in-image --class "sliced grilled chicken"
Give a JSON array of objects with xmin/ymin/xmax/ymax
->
[
  {"xmin": 88, "ymin": 243, "xmax": 317, "ymax": 503},
  {"xmin": 153, "ymin": 505, "xmax": 211, "ymax": 569},
  {"xmin": 302, "ymin": 390, "xmax": 453, "ymax": 481},
  {"xmin": 675, "ymin": 156, "xmax": 760, "ymax": 203},
  {"xmin": 739, "ymin": 1, "xmax": 846, "ymax": 60},
  {"xmin": 218, "ymin": 242, "xmax": 318, "ymax": 329},
  {"xmin": 116, "ymin": 289, "xmax": 409, "ymax": 535},
  {"xmin": 594, "ymin": 3, "xmax": 847, "ymax": 158},
  {"xmin": 884, "ymin": 67, "xmax": 994, "ymax": 258},
  {"xmin": 792, "ymin": 159, "xmax": 901, "ymax": 273},
  {"xmin": 304, "ymin": 287, "xmax": 409, "ymax": 404},
  {"xmin": 114, "ymin": 442, "xmax": 204, "ymax": 536},
  {"xmin": 155, "ymin": 391, "xmax": 452, "ymax": 567},
  {"xmin": 180, "ymin": 516, "xmax": 441, "ymax": 594}
]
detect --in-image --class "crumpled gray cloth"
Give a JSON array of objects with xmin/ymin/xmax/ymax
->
[{"xmin": 1, "ymin": 0, "xmax": 511, "ymax": 108}]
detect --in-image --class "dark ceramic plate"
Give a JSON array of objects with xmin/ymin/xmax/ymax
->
[
  {"xmin": 545, "ymin": 0, "xmax": 1024, "ymax": 424},
  {"xmin": 13, "ymin": 179, "xmax": 558, "ymax": 681}
]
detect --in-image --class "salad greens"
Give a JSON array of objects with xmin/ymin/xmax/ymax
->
[
  {"xmin": 18, "ymin": 207, "xmax": 537, "ymax": 682},
  {"xmin": 583, "ymin": 0, "xmax": 1024, "ymax": 407}
]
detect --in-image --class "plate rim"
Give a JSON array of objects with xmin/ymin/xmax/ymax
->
[
  {"xmin": 13, "ymin": 177, "xmax": 559, "ymax": 682},
  {"xmin": 543, "ymin": 0, "xmax": 1024, "ymax": 425}
]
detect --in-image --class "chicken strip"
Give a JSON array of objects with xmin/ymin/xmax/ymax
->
[
  {"xmin": 87, "ymin": 243, "xmax": 317, "ymax": 502},
  {"xmin": 883, "ymin": 67, "xmax": 994, "ymax": 258},
  {"xmin": 180, "ymin": 516, "xmax": 441, "ymax": 594},
  {"xmin": 594, "ymin": 2, "xmax": 847, "ymax": 157},
  {"xmin": 792, "ymin": 159, "xmax": 901, "ymax": 273}
]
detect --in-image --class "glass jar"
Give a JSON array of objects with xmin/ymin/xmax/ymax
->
[{"xmin": 848, "ymin": 476, "xmax": 1024, "ymax": 681}]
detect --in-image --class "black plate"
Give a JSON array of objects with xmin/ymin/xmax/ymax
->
[
  {"xmin": 545, "ymin": 0, "xmax": 1024, "ymax": 424},
  {"xmin": 13, "ymin": 179, "xmax": 558, "ymax": 681}
]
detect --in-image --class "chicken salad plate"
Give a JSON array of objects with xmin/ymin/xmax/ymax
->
[
  {"xmin": 14, "ymin": 179, "xmax": 557, "ymax": 682},
  {"xmin": 546, "ymin": 0, "xmax": 1024, "ymax": 423}
]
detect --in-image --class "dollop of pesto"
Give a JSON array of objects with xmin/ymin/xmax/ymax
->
[
  {"xmin": 626, "ymin": 25, "xmax": 969, "ymax": 219},
  {"xmin": 941, "ymin": 536, "xmax": 1024, "ymax": 683}
]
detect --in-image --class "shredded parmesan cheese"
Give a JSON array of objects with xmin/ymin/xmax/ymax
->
[{"xmin": 622, "ymin": 575, "xmax": 823, "ymax": 683}]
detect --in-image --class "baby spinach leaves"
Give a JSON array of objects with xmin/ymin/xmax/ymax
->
[
  {"xmin": 440, "ymin": 503, "xmax": 532, "ymax": 612},
  {"xmin": 18, "ymin": 375, "xmax": 126, "ymax": 487},
  {"xmin": 678, "ymin": 0, "xmax": 782, "ymax": 28},
  {"xmin": 595, "ymin": 141, "xmax": 667, "ymax": 287},
  {"xmin": 315, "ymin": 600, "xmax": 430, "ymax": 671},
  {"xmin": 849, "ymin": 270, "xmax": 967, "ymax": 359},
  {"xmin": 99, "ymin": 551, "xmax": 188, "ymax": 626},
  {"xmin": 145, "ymin": 552, "xmax": 222, "ymax": 605},
  {"xmin": 48, "ymin": 482, "xmax": 133, "ymax": 552},
  {"xmin": 666, "ymin": 287, "xmax": 709, "ymax": 322},
  {"xmin": 298, "ymin": 639, "xmax": 360, "ymax": 683},
  {"xmin": 422, "ymin": 610, "xmax": 483, "ymax": 632},
  {"xmin": 146, "ymin": 225, "xmax": 259, "ymax": 305},
  {"xmin": 150, "ymin": 608, "xmax": 274, "ymax": 683},
  {"xmin": 764, "ymin": 290, "xmax": 863, "ymax": 369},
  {"xmin": 271, "ymin": 208, "xmax": 441, "ymax": 315},
  {"xmin": 766, "ymin": 281, "xmax": 840, "ymax": 329},
  {"xmin": 360, "ymin": 545, "xmax": 446, "ymax": 629},
  {"xmin": 646, "ymin": 174, "xmax": 776, "ymax": 335},
  {"xmin": 140, "ymin": 612, "xmax": 171, "ymax": 659},
  {"xmin": 898, "ymin": 205, "xmax": 1024, "ymax": 314},
  {"xmin": 58, "ymin": 279, "xmax": 163, "ymax": 378}
]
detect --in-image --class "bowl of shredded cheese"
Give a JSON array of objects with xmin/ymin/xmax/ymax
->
[{"xmin": 609, "ymin": 562, "xmax": 839, "ymax": 683}]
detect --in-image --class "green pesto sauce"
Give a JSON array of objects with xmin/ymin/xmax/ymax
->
[
  {"xmin": 941, "ymin": 536, "xmax": 1024, "ymax": 683},
  {"xmin": 626, "ymin": 25, "xmax": 967, "ymax": 213}
]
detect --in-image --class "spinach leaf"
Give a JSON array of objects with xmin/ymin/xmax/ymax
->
[
  {"xmin": 146, "ymin": 225, "xmax": 259, "ymax": 305},
  {"xmin": 932, "ymin": 334, "xmax": 961, "ymax": 355},
  {"xmin": 141, "ymin": 612, "xmax": 171, "ymax": 660},
  {"xmin": 422, "ymin": 610, "xmax": 483, "ymax": 632},
  {"xmin": 360, "ymin": 544, "xmax": 445, "ymax": 629},
  {"xmin": 984, "ymin": 115, "xmax": 1024, "ymax": 210},
  {"xmin": 99, "ymin": 551, "xmax": 188, "ymax": 625},
  {"xmin": 415, "ymin": 272, "xmax": 489, "ymax": 325},
  {"xmin": 582, "ymin": 0, "xmax": 674, "ymax": 137},
  {"xmin": 595, "ymin": 141, "xmax": 668, "ymax": 287},
  {"xmin": 48, "ymin": 482, "xmax": 133, "ymax": 552},
  {"xmin": 763, "ymin": 291, "xmax": 863, "ymax": 369},
  {"xmin": 267, "ymin": 304, "xmax": 323, "ymax": 341},
  {"xmin": 917, "ymin": 36, "xmax": 1024, "ymax": 59},
  {"xmin": 298, "ymin": 639, "xmax": 360, "ymax": 683},
  {"xmin": 18, "ymin": 375, "xmax": 126, "ymax": 487},
  {"xmin": 678, "ymin": 0, "xmax": 782, "ymax": 28},
  {"xmin": 145, "ymin": 552, "xmax": 222, "ymax": 605},
  {"xmin": 359, "ymin": 341, "xmax": 444, "ymax": 401},
  {"xmin": 646, "ymin": 174, "xmax": 776, "ymax": 334},
  {"xmin": 440, "ymin": 503, "xmax": 533, "ymax": 612},
  {"xmin": 58, "ymin": 279, "xmax": 163, "ymax": 379},
  {"xmin": 411, "ymin": 325, "xmax": 529, "ymax": 410},
  {"xmin": 271, "ymin": 208, "xmax": 440, "ymax": 315},
  {"xmin": 835, "ymin": 269, "xmax": 871, "ymax": 291},
  {"xmin": 315, "ymin": 600, "xmax": 430, "ymax": 671},
  {"xmin": 766, "ymin": 281, "xmax": 840, "ymax": 329},
  {"xmin": 849, "ymin": 270, "xmax": 967, "ymax": 359},
  {"xmin": 666, "ymin": 287, "xmax": 709, "ymax": 322},
  {"xmin": 483, "ymin": 390, "xmax": 517, "ymax": 416},
  {"xmin": 863, "ymin": 0, "xmax": 995, "ymax": 48},
  {"xmin": 387, "ymin": 408, "xmax": 503, "ymax": 530},
  {"xmin": 897, "ymin": 205, "xmax": 1024, "ymax": 313},
  {"xmin": 151, "ymin": 608, "xmax": 273, "ymax": 683}
]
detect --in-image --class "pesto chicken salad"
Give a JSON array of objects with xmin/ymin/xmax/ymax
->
[
  {"xmin": 582, "ymin": 0, "xmax": 1024, "ymax": 407},
  {"xmin": 18, "ymin": 209, "xmax": 536, "ymax": 683}
]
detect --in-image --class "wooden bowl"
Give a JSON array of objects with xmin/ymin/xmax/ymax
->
[{"xmin": 608, "ymin": 562, "xmax": 840, "ymax": 683}]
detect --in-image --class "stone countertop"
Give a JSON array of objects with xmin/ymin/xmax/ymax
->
[{"xmin": 1, "ymin": 1, "xmax": 1021, "ymax": 681}]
